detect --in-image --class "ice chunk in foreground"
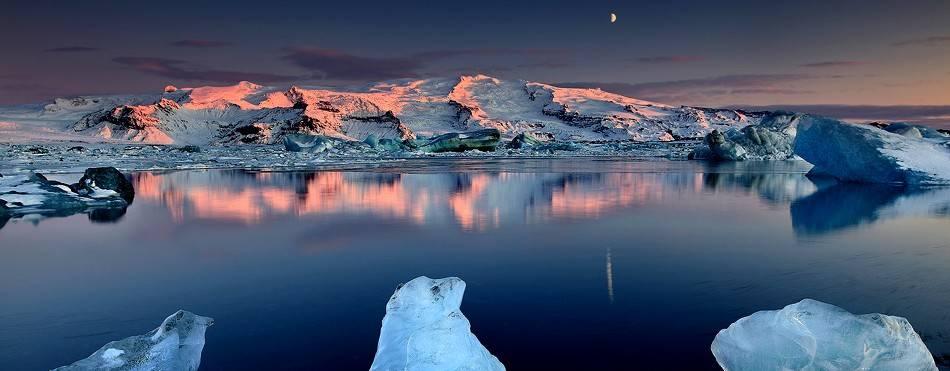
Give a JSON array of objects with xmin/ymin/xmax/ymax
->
[
  {"xmin": 794, "ymin": 116, "xmax": 950, "ymax": 184},
  {"xmin": 55, "ymin": 310, "xmax": 213, "ymax": 371},
  {"xmin": 712, "ymin": 299, "xmax": 936, "ymax": 371},
  {"xmin": 370, "ymin": 276, "xmax": 505, "ymax": 371}
]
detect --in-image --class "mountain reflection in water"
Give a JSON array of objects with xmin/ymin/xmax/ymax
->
[
  {"xmin": 126, "ymin": 159, "xmax": 949, "ymax": 235},
  {"xmin": 132, "ymin": 170, "xmax": 686, "ymax": 230}
]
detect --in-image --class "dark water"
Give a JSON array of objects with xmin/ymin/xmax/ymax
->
[{"xmin": 2, "ymin": 159, "xmax": 949, "ymax": 370}]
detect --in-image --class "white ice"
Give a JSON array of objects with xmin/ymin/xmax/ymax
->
[
  {"xmin": 370, "ymin": 276, "xmax": 505, "ymax": 371},
  {"xmin": 54, "ymin": 310, "xmax": 213, "ymax": 371},
  {"xmin": 794, "ymin": 116, "xmax": 950, "ymax": 184},
  {"xmin": 711, "ymin": 299, "xmax": 937, "ymax": 371}
]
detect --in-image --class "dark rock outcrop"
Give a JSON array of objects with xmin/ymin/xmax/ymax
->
[{"xmin": 71, "ymin": 167, "xmax": 136, "ymax": 203}]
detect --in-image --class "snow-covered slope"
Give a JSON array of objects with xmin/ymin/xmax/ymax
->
[{"xmin": 1, "ymin": 75, "xmax": 768, "ymax": 145}]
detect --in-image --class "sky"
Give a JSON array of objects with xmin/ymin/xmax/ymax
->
[{"xmin": 2, "ymin": 0, "xmax": 949, "ymax": 124}]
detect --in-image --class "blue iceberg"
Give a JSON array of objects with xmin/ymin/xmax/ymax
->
[
  {"xmin": 712, "ymin": 299, "xmax": 936, "ymax": 371},
  {"xmin": 54, "ymin": 310, "xmax": 213, "ymax": 371},
  {"xmin": 370, "ymin": 276, "xmax": 505, "ymax": 371},
  {"xmin": 794, "ymin": 116, "xmax": 950, "ymax": 184}
]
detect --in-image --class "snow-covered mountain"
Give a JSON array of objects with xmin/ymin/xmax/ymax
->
[{"xmin": 5, "ymin": 75, "xmax": 770, "ymax": 145}]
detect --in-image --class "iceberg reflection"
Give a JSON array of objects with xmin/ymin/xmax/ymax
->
[{"xmin": 791, "ymin": 182, "xmax": 950, "ymax": 236}]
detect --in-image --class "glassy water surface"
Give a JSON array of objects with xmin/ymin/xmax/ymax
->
[{"xmin": 2, "ymin": 159, "xmax": 949, "ymax": 370}]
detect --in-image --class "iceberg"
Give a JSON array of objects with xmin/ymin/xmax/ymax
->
[
  {"xmin": 0, "ymin": 167, "xmax": 133, "ymax": 227},
  {"xmin": 711, "ymin": 299, "xmax": 937, "ymax": 371},
  {"xmin": 883, "ymin": 122, "xmax": 949, "ymax": 140},
  {"xmin": 694, "ymin": 129, "xmax": 748, "ymax": 160},
  {"xmin": 794, "ymin": 116, "xmax": 950, "ymax": 184},
  {"xmin": 507, "ymin": 132, "xmax": 544, "ymax": 149},
  {"xmin": 282, "ymin": 134, "xmax": 336, "ymax": 153},
  {"xmin": 690, "ymin": 112, "xmax": 799, "ymax": 161},
  {"xmin": 72, "ymin": 167, "xmax": 136, "ymax": 203},
  {"xmin": 415, "ymin": 129, "xmax": 501, "ymax": 153},
  {"xmin": 370, "ymin": 276, "xmax": 505, "ymax": 371},
  {"xmin": 55, "ymin": 310, "xmax": 214, "ymax": 371}
]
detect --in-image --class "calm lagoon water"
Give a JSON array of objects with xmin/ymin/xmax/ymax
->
[{"xmin": 1, "ymin": 159, "xmax": 949, "ymax": 370}]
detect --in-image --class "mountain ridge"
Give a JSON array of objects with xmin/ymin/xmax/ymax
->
[{"xmin": 6, "ymin": 75, "xmax": 770, "ymax": 145}]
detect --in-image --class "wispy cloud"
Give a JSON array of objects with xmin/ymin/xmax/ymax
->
[
  {"xmin": 113, "ymin": 57, "xmax": 298, "ymax": 83},
  {"xmin": 282, "ymin": 47, "xmax": 571, "ymax": 81},
  {"xmin": 409, "ymin": 48, "xmax": 565, "ymax": 60},
  {"xmin": 45, "ymin": 46, "xmax": 99, "ymax": 53},
  {"xmin": 636, "ymin": 55, "xmax": 704, "ymax": 64},
  {"xmin": 799, "ymin": 61, "xmax": 865, "ymax": 68},
  {"xmin": 892, "ymin": 35, "xmax": 950, "ymax": 47},
  {"xmin": 282, "ymin": 48, "xmax": 423, "ymax": 80},
  {"xmin": 171, "ymin": 39, "xmax": 232, "ymax": 48},
  {"xmin": 559, "ymin": 74, "xmax": 814, "ymax": 104}
]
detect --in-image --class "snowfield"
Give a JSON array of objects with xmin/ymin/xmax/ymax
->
[{"xmin": 0, "ymin": 75, "xmax": 767, "ymax": 146}]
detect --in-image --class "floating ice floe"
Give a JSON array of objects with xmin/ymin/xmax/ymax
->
[
  {"xmin": 0, "ymin": 167, "xmax": 133, "ymax": 227},
  {"xmin": 54, "ymin": 310, "xmax": 214, "ymax": 371},
  {"xmin": 370, "ymin": 276, "xmax": 505, "ymax": 371},
  {"xmin": 794, "ymin": 116, "xmax": 950, "ymax": 184},
  {"xmin": 711, "ymin": 299, "xmax": 937, "ymax": 371}
]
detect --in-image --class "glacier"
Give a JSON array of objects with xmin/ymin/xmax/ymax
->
[
  {"xmin": 711, "ymin": 299, "xmax": 937, "ymax": 371},
  {"xmin": 370, "ymin": 276, "xmax": 505, "ymax": 371},
  {"xmin": 0, "ymin": 75, "xmax": 768, "ymax": 146},
  {"xmin": 54, "ymin": 310, "xmax": 214, "ymax": 371},
  {"xmin": 794, "ymin": 116, "xmax": 950, "ymax": 184}
]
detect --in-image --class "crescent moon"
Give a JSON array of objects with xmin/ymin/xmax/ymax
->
[{"xmin": 610, "ymin": 13, "xmax": 617, "ymax": 23}]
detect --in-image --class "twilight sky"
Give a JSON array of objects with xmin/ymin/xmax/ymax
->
[{"xmin": 2, "ymin": 0, "xmax": 949, "ymax": 123}]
